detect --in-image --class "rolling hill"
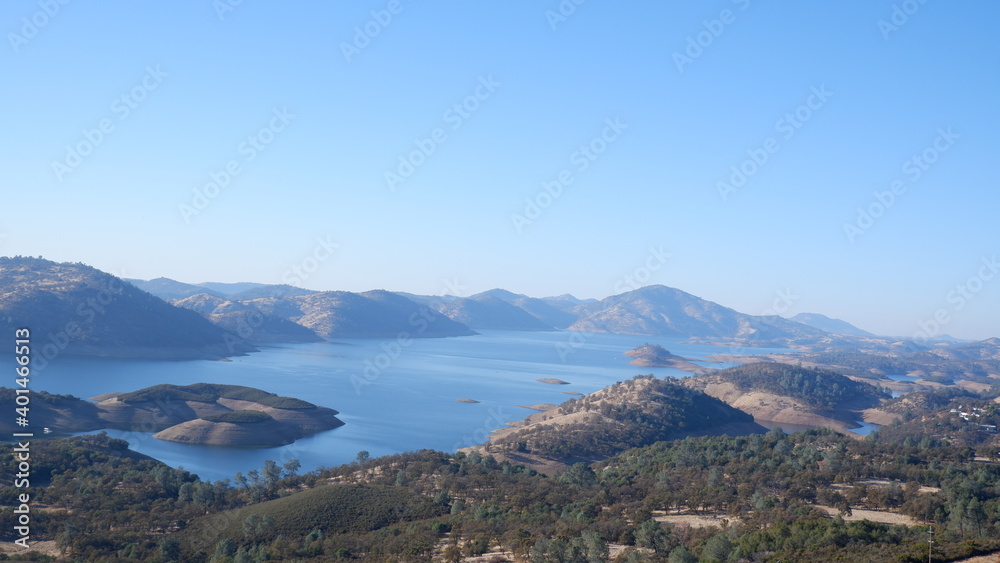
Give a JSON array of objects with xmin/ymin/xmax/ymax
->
[
  {"xmin": 472, "ymin": 375, "xmax": 765, "ymax": 472},
  {"xmin": 682, "ymin": 362, "xmax": 890, "ymax": 432}
]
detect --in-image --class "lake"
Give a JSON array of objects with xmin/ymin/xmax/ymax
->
[{"xmin": 42, "ymin": 330, "xmax": 785, "ymax": 482}]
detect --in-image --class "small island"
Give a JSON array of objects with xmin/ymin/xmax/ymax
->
[
  {"xmin": 536, "ymin": 378, "xmax": 570, "ymax": 385},
  {"xmin": 624, "ymin": 343, "xmax": 706, "ymax": 373}
]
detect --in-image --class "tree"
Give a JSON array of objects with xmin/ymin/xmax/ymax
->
[
  {"xmin": 701, "ymin": 534, "xmax": 732, "ymax": 562},
  {"xmin": 158, "ymin": 537, "xmax": 181, "ymax": 562},
  {"xmin": 668, "ymin": 545, "xmax": 698, "ymax": 563}
]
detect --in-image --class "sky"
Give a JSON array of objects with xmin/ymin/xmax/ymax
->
[{"xmin": 2, "ymin": 1, "xmax": 998, "ymax": 340}]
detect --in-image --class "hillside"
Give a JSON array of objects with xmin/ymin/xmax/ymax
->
[
  {"xmin": 473, "ymin": 375, "xmax": 765, "ymax": 472},
  {"xmin": 172, "ymin": 293, "xmax": 324, "ymax": 344},
  {"xmin": 182, "ymin": 483, "xmax": 446, "ymax": 555},
  {"xmin": 475, "ymin": 288, "xmax": 579, "ymax": 328},
  {"xmin": 0, "ymin": 257, "xmax": 256, "ymax": 360},
  {"xmin": 683, "ymin": 362, "xmax": 890, "ymax": 432},
  {"xmin": 567, "ymin": 285, "xmax": 827, "ymax": 342},
  {"xmin": 246, "ymin": 289, "xmax": 476, "ymax": 338},
  {"xmin": 434, "ymin": 294, "xmax": 554, "ymax": 330},
  {"xmin": 0, "ymin": 388, "xmax": 105, "ymax": 434}
]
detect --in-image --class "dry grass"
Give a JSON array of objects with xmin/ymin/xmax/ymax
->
[
  {"xmin": 813, "ymin": 504, "xmax": 921, "ymax": 526},
  {"xmin": 0, "ymin": 540, "xmax": 60, "ymax": 556},
  {"xmin": 653, "ymin": 510, "xmax": 730, "ymax": 529},
  {"xmin": 952, "ymin": 552, "xmax": 1000, "ymax": 563}
]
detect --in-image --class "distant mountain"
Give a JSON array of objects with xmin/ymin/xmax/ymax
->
[
  {"xmin": 474, "ymin": 375, "xmax": 765, "ymax": 472},
  {"xmin": 790, "ymin": 312, "xmax": 875, "ymax": 337},
  {"xmin": 474, "ymin": 289, "xmax": 578, "ymax": 328},
  {"xmin": 126, "ymin": 277, "xmax": 225, "ymax": 300},
  {"xmin": 540, "ymin": 293, "xmax": 597, "ymax": 313},
  {"xmin": 228, "ymin": 284, "xmax": 317, "ymax": 300},
  {"xmin": 172, "ymin": 293, "xmax": 324, "ymax": 344},
  {"xmin": 568, "ymin": 285, "xmax": 827, "ymax": 341},
  {"xmin": 0, "ymin": 257, "xmax": 256, "ymax": 361},
  {"xmin": 434, "ymin": 294, "xmax": 553, "ymax": 330},
  {"xmin": 247, "ymin": 290, "xmax": 476, "ymax": 338},
  {"xmin": 196, "ymin": 281, "xmax": 269, "ymax": 296}
]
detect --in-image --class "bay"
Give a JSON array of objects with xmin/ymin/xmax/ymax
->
[{"xmin": 43, "ymin": 330, "xmax": 783, "ymax": 482}]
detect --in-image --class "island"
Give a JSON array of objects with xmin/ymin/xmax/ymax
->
[{"xmin": 624, "ymin": 343, "xmax": 707, "ymax": 373}]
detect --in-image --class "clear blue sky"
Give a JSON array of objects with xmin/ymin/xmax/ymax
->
[{"xmin": 3, "ymin": 1, "xmax": 998, "ymax": 340}]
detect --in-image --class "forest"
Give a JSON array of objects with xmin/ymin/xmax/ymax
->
[{"xmin": 2, "ymin": 384, "xmax": 1000, "ymax": 562}]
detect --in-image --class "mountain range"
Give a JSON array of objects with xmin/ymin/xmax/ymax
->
[{"xmin": 4, "ymin": 257, "xmax": 981, "ymax": 363}]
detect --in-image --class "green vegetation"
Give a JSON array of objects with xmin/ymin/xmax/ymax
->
[
  {"xmin": 184, "ymin": 484, "xmax": 446, "ymax": 553},
  {"xmin": 3, "ymin": 413, "xmax": 1000, "ymax": 562},
  {"xmin": 711, "ymin": 362, "xmax": 890, "ymax": 410},
  {"xmin": 118, "ymin": 383, "xmax": 316, "ymax": 409},
  {"xmin": 201, "ymin": 410, "xmax": 273, "ymax": 423}
]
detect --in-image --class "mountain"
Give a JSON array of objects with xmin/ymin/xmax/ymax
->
[
  {"xmin": 0, "ymin": 257, "xmax": 256, "ymax": 360},
  {"xmin": 540, "ymin": 293, "xmax": 597, "ymax": 313},
  {"xmin": 246, "ymin": 289, "xmax": 476, "ymax": 338},
  {"xmin": 473, "ymin": 375, "xmax": 765, "ymax": 472},
  {"xmin": 682, "ymin": 362, "xmax": 890, "ymax": 432},
  {"xmin": 790, "ymin": 312, "xmax": 876, "ymax": 337},
  {"xmin": 434, "ymin": 294, "xmax": 553, "ymax": 330},
  {"xmin": 228, "ymin": 284, "xmax": 317, "ymax": 300},
  {"xmin": 196, "ymin": 281, "xmax": 269, "ymax": 296},
  {"xmin": 126, "ymin": 277, "xmax": 226, "ymax": 300},
  {"xmin": 567, "ymin": 285, "xmax": 827, "ymax": 341},
  {"xmin": 172, "ymin": 293, "xmax": 324, "ymax": 344},
  {"xmin": 474, "ymin": 289, "xmax": 578, "ymax": 328}
]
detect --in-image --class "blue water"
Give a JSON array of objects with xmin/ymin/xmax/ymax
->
[{"xmin": 43, "ymin": 330, "xmax": 776, "ymax": 482}]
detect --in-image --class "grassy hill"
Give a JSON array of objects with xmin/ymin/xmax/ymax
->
[
  {"xmin": 181, "ymin": 483, "xmax": 446, "ymax": 555},
  {"xmin": 479, "ymin": 375, "xmax": 764, "ymax": 469},
  {"xmin": 683, "ymin": 362, "xmax": 890, "ymax": 432}
]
